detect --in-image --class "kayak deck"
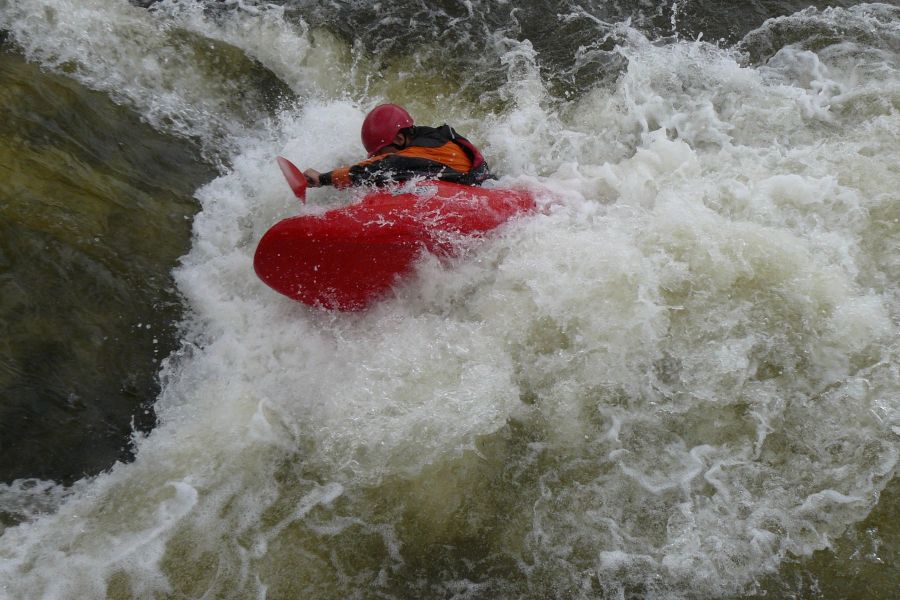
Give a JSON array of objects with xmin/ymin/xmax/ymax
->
[{"xmin": 254, "ymin": 181, "xmax": 535, "ymax": 310}]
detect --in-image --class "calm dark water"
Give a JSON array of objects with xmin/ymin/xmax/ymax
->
[{"xmin": 0, "ymin": 49, "xmax": 215, "ymax": 484}]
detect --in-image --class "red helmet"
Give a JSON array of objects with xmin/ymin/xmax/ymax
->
[{"xmin": 361, "ymin": 104, "xmax": 414, "ymax": 156}]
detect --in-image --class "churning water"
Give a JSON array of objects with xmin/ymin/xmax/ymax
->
[{"xmin": 1, "ymin": 1, "xmax": 898, "ymax": 598}]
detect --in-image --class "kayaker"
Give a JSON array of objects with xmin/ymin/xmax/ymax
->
[{"xmin": 303, "ymin": 104, "xmax": 494, "ymax": 188}]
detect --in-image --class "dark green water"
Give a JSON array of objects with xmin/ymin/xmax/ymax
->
[{"xmin": 0, "ymin": 49, "xmax": 215, "ymax": 484}]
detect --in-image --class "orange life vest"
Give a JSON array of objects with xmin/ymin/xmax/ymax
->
[{"xmin": 323, "ymin": 125, "xmax": 493, "ymax": 188}]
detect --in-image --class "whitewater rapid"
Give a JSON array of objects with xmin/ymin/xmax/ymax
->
[{"xmin": 1, "ymin": 1, "xmax": 898, "ymax": 598}]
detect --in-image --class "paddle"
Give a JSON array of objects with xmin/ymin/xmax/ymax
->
[{"xmin": 276, "ymin": 156, "xmax": 308, "ymax": 203}]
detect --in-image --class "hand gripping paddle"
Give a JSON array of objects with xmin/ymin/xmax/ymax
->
[{"xmin": 276, "ymin": 156, "xmax": 307, "ymax": 204}]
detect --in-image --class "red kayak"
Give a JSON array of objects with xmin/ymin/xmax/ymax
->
[{"xmin": 254, "ymin": 174, "xmax": 535, "ymax": 311}]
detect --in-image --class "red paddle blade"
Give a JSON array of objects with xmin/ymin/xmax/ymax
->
[{"xmin": 276, "ymin": 156, "xmax": 307, "ymax": 203}]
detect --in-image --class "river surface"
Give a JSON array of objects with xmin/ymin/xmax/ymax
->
[{"xmin": 1, "ymin": 1, "xmax": 898, "ymax": 598}]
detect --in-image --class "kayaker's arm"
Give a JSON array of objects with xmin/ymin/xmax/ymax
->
[
  {"xmin": 303, "ymin": 169, "xmax": 323, "ymax": 187},
  {"xmin": 303, "ymin": 153, "xmax": 471, "ymax": 190},
  {"xmin": 302, "ymin": 168, "xmax": 347, "ymax": 188}
]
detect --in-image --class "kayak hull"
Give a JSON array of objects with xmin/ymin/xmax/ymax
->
[{"xmin": 254, "ymin": 181, "xmax": 534, "ymax": 310}]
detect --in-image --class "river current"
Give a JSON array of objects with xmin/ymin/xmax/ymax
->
[{"xmin": 1, "ymin": 1, "xmax": 898, "ymax": 598}]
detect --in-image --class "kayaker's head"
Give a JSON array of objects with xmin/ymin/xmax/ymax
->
[{"xmin": 361, "ymin": 103, "xmax": 414, "ymax": 157}]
